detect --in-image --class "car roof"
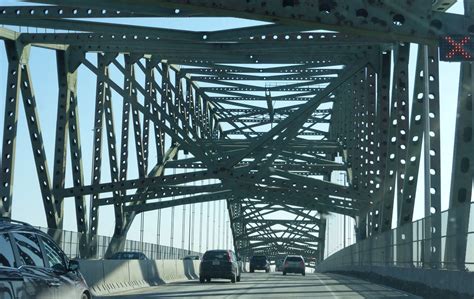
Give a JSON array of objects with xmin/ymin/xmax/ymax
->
[{"xmin": 0, "ymin": 219, "xmax": 44, "ymax": 235}]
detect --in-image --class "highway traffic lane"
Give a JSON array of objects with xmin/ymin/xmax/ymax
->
[{"xmin": 97, "ymin": 272, "xmax": 420, "ymax": 298}]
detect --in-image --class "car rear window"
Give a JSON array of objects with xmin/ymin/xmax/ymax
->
[
  {"xmin": 286, "ymin": 256, "xmax": 303, "ymax": 262},
  {"xmin": 0, "ymin": 234, "xmax": 15, "ymax": 268},
  {"xmin": 203, "ymin": 251, "xmax": 228, "ymax": 260},
  {"xmin": 251, "ymin": 256, "xmax": 267, "ymax": 261}
]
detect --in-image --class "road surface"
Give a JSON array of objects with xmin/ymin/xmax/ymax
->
[{"xmin": 97, "ymin": 272, "xmax": 420, "ymax": 298}]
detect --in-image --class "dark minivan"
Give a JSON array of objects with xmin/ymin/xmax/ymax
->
[
  {"xmin": 199, "ymin": 250, "xmax": 241, "ymax": 283},
  {"xmin": 250, "ymin": 255, "xmax": 270, "ymax": 273},
  {"xmin": 0, "ymin": 218, "xmax": 90, "ymax": 299}
]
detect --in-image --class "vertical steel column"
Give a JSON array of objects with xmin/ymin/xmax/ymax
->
[
  {"xmin": 374, "ymin": 51, "xmax": 391, "ymax": 233},
  {"xmin": 125, "ymin": 55, "xmax": 147, "ymax": 249},
  {"xmin": 190, "ymin": 196, "xmax": 195, "ymax": 253},
  {"xmin": 52, "ymin": 50, "xmax": 70, "ymax": 234},
  {"xmin": 182, "ymin": 195, "xmax": 186, "ymax": 251},
  {"xmin": 445, "ymin": 1, "xmax": 473, "ymax": 269},
  {"xmin": 88, "ymin": 53, "xmax": 112, "ymax": 257},
  {"xmin": 199, "ymin": 200, "xmax": 203, "ymax": 253},
  {"xmin": 399, "ymin": 47, "xmax": 427, "ymax": 225},
  {"xmin": 352, "ymin": 70, "xmax": 370, "ymax": 240},
  {"xmin": 380, "ymin": 44, "xmax": 410, "ymax": 232},
  {"xmin": 212, "ymin": 200, "xmax": 217, "ymax": 248},
  {"xmin": 148, "ymin": 59, "xmax": 164, "ymax": 163},
  {"xmin": 365, "ymin": 66, "xmax": 378, "ymax": 235},
  {"xmin": 319, "ymin": 218, "xmax": 326, "ymax": 262},
  {"xmin": 102, "ymin": 53, "xmax": 124, "ymax": 257},
  {"xmin": 217, "ymin": 200, "xmax": 221, "ymax": 248},
  {"xmin": 0, "ymin": 41, "xmax": 24, "ymax": 218},
  {"xmin": 206, "ymin": 197, "xmax": 210, "ymax": 250},
  {"xmin": 63, "ymin": 49, "xmax": 88, "ymax": 256},
  {"xmin": 422, "ymin": 46, "xmax": 442, "ymax": 268},
  {"xmin": 395, "ymin": 46, "xmax": 410, "ymax": 224}
]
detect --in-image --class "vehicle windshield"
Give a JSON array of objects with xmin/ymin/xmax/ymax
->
[
  {"xmin": 203, "ymin": 251, "xmax": 228, "ymax": 261},
  {"xmin": 286, "ymin": 256, "xmax": 303, "ymax": 262}
]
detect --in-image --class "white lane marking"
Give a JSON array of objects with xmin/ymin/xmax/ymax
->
[{"xmin": 316, "ymin": 273, "xmax": 340, "ymax": 299}]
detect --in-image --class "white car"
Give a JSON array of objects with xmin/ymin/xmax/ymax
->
[{"xmin": 282, "ymin": 255, "xmax": 305, "ymax": 276}]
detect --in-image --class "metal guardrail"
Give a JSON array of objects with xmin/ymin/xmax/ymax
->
[
  {"xmin": 318, "ymin": 202, "xmax": 474, "ymax": 271},
  {"xmin": 35, "ymin": 227, "xmax": 201, "ymax": 260}
]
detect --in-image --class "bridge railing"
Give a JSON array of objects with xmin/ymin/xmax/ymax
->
[
  {"xmin": 35, "ymin": 226, "xmax": 201, "ymax": 260},
  {"xmin": 318, "ymin": 202, "xmax": 474, "ymax": 272}
]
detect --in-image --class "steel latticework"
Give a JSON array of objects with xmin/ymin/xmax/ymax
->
[{"xmin": 0, "ymin": 0, "xmax": 472, "ymax": 268}]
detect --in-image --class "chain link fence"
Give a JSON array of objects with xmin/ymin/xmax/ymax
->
[
  {"xmin": 318, "ymin": 202, "xmax": 474, "ymax": 271},
  {"xmin": 36, "ymin": 227, "xmax": 201, "ymax": 260}
]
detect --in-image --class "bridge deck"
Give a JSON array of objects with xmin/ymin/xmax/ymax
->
[{"xmin": 96, "ymin": 272, "xmax": 419, "ymax": 298}]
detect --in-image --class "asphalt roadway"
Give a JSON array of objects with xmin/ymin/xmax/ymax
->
[{"xmin": 97, "ymin": 272, "xmax": 420, "ymax": 298}]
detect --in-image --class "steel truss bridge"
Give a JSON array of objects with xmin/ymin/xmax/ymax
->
[{"xmin": 0, "ymin": 0, "xmax": 472, "ymax": 270}]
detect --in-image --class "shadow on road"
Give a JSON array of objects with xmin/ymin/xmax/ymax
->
[{"xmin": 101, "ymin": 272, "xmax": 418, "ymax": 298}]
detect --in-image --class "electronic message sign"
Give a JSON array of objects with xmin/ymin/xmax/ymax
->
[{"xmin": 439, "ymin": 35, "xmax": 474, "ymax": 61}]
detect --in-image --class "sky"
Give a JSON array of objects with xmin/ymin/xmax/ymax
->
[{"xmin": 0, "ymin": 1, "xmax": 469, "ymax": 256}]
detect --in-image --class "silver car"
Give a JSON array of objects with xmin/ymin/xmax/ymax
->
[{"xmin": 282, "ymin": 255, "xmax": 306, "ymax": 276}]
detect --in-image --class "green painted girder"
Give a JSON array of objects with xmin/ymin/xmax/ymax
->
[
  {"xmin": 190, "ymin": 74, "xmax": 338, "ymax": 81},
  {"xmin": 243, "ymin": 224, "xmax": 321, "ymax": 238},
  {"xmin": 26, "ymin": 0, "xmax": 468, "ymax": 43},
  {"xmin": 124, "ymin": 190, "xmax": 234, "ymax": 213},
  {"xmin": 95, "ymin": 183, "xmax": 225, "ymax": 206},
  {"xmin": 217, "ymin": 112, "xmax": 331, "ymax": 123},
  {"xmin": 220, "ymin": 117, "xmax": 330, "ymax": 124},
  {"xmin": 244, "ymin": 229, "xmax": 321, "ymax": 240},
  {"xmin": 243, "ymin": 236, "xmax": 321, "ymax": 243},
  {"xmin": 200, "ymin": 139, "xmax": 340, "ymax": 150},
  {"xmin": 164, "ymin": 161, "xmax": 342, "ymax": 173},
  {"xmin": 198, "ymin": 79, "xmax": 333, "ymax": 90},
  {"xmin": 16, "ymin": 32, "xmax": 374, "ymax": 57},
  {"xmin": 245, "ymin": 219, "xmax": 322, "ymax": 225},
  {"xmin": 226, "ymin": 131, "xmax": 327, "ymax": 137},
  {"xmin": 216, "ymin": 108, "xmax": 332, "ymax": 114},
  {"xmin": 239, "ymin": 240, "xmax": 318, "ymax": 253},
  {"xmin": 202, "ymin": 87, "xmax": 326, "ymax": 92},
  {"xmin": 57, "ymin": 169, "xmax": 217, "ymax": 198},
  {"xmin": 236, "ymin": 189, "xmax": 358, "ymax": 215},
  {"xmin": 180, "ymin": 65, "xmax": 343, "ymax": 75},
  {"xmin": 0, "ymin": 5, "xmax": 206, "ymax": 18},
  {"xmin": 209, "ymin": 96, "xmax": 328, "ymax": 102}
]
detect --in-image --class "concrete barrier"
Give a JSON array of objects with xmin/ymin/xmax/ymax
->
[{"xmin": 78, "ymin": 259, "xmax": 200, "ymax": 296}]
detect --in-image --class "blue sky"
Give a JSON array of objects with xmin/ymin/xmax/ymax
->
[{"xmin": 0, "ymin": 1, "xmax": 468, "ymax": 255}]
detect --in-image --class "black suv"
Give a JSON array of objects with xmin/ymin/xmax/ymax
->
[
  {"xmin": 199, "ymin": 250, "xmax": 241, "ymax": 283},
  {"xmin": 0, "ymin": 218, "xmax": 90, "ymax": 299},
  {"xmin": 250, "ymin": 255, "xmax": 270, "ymax": 273}
]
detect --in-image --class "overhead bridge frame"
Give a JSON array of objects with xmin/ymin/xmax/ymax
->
[{"xmin": 0, "ymin": 0, "xmax": 472, "ymax": 269}]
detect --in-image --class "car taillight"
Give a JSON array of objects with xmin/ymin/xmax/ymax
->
[
  {"xmin": 300, "ymin": 261, "xmax": 305, "ymax": 267},
  {"xmin": 227, "ymin": 252, "xmax": 231, "ymax": 262},
  {"xmin": 284, "ymin": 261, "xmax": 289, "ymax": 266}
]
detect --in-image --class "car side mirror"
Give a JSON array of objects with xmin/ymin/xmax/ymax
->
[{"xmin": 68, "ymin": 260, "xmax": 80, "ymax": 272}]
